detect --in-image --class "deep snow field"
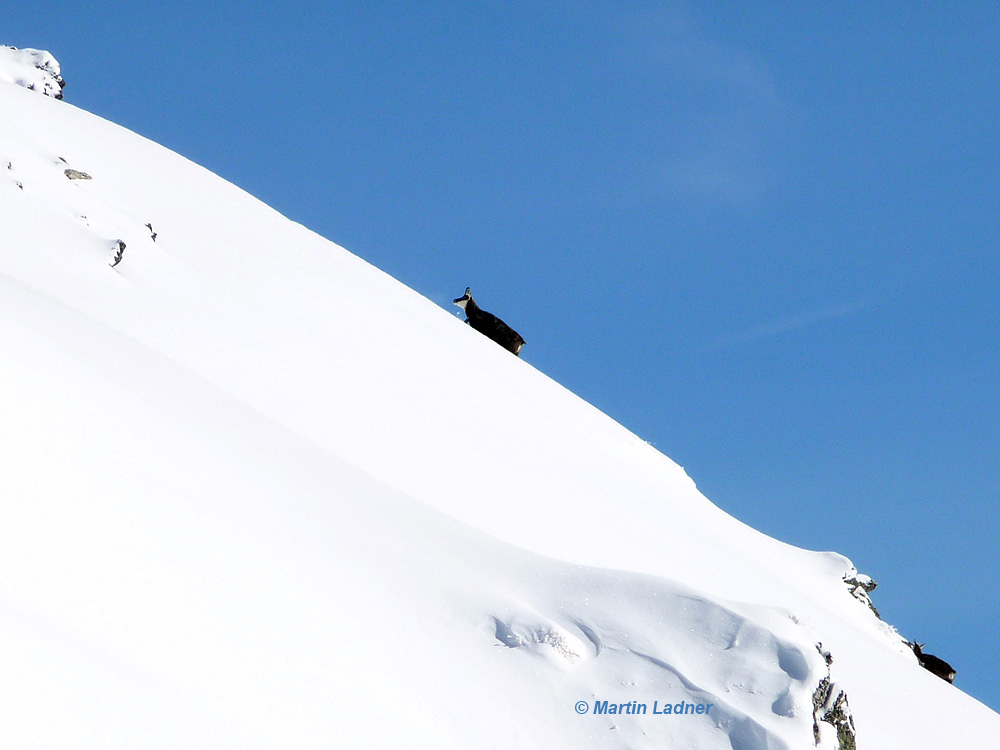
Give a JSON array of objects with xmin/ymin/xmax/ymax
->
[{"xmin": 1, "ymin": 47, "xmax": 998, "ymax": 748}]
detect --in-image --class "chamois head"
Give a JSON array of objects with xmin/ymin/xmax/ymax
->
[{"xmin": 453, "ymin": 287, "xmax": 473, "ymax": 310}]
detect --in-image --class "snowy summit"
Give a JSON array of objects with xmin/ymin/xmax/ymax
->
[{"xmin": 1, "ymin": 48, "xmax": 998, "ymax": 749}]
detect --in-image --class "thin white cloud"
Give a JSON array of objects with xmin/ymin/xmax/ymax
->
[
  {"xmin": 614, "ymin": 4, "xmax": 787, "ymax": 108},
  {"xmin": 703, "ymin": 297, "xmax": 881, "ymax": 352},
  {"xmin": 664, "ymin": 153, "xmax": 766, "ymax": 210},
  {"xmin": 605, "ymin": 4, "xmax": 798, "ymax": 208}
]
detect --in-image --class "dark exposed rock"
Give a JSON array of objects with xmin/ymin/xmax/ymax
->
[
  {"xmin": 64, "ymin": 168, "xmax": 92, "ymax": 181},
  {"xmin": 844, "ymin": 572, "xmax": 880, "ymax": 619},
  {"xmin": 110, "ymin": 239, "xmax": 125, "ymax": 268},
  {"xmin": 813, "ymin": 679, "xmax": 857, "ymax": 750},
  {"xmin": 812, "ymin": 644, "xmax": 857, "ymax": 750}
]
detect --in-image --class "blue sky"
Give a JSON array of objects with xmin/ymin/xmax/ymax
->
[{"xmin": 7, "ymin": 1, "xmax": 999, "ymax": 710}]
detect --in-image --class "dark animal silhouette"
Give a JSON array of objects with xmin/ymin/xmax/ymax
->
[
  {"xmin": 908, "ymin": 642, "xmax": 956, "ymax": 683},
  {"xmin": 453, "ymin": 287, "xmax": 525, "ymax": 356}
]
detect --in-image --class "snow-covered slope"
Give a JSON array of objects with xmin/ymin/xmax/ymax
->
[{"xmin": 2, "ymin": 52, "xmax": 998, "ymax": 749}]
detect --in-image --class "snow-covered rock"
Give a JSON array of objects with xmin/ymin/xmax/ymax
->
[{"xmin": 0, "ymin": 45, "xmax": 65, "ymax": 99}]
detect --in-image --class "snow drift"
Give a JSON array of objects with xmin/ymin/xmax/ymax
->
[{"xmin": 2, "ymin": 49, "xmax": 998, "ymax": 749}]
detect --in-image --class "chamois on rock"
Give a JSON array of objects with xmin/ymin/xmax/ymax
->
[{"xmin": 453, "ymin": 287, "xmax": 525, "ymax": 356}]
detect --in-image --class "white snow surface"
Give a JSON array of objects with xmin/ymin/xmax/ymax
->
[{"xmin": 1, "ymin": 53, "xmax": 998, "ymax": 749}]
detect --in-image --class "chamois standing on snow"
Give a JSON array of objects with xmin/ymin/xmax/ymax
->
[
  {"xmin": 908, "ymin": 641, "xmax": 956, "ymax": 683},
  {"xmin": 453, "ymin": 287, "xmax": 525, "ymax": 356}
]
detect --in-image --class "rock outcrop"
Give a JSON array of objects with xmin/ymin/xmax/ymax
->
[
  {"xmin": 0, "ymin": 46, "xmax": 65, "ymax": 99},
  {"xmin": 812, "ymin": 644, "xmax": 858, "ymax": 750},
  {"xmin": 844, "ymin": 571, "xmax": 880, "ymax": 619}
]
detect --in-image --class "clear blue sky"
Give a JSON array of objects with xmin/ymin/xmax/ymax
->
[{"xmin": 7, "ymin": 1, "xmax": 998, "ymax": 710}]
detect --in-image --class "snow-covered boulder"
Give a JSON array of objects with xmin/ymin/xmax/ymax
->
[{"xmin": 0, "ymin": 45, "xmax": 65, "ymax": 99}]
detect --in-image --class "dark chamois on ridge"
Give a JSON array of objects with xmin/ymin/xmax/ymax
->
[
  {"xmin": 908, "ymin": 642, "xmax": 956, "ymax": 683},
  {"xmin": 453, "ymin": 287, "xmax": 525, "ymax": 356}
]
